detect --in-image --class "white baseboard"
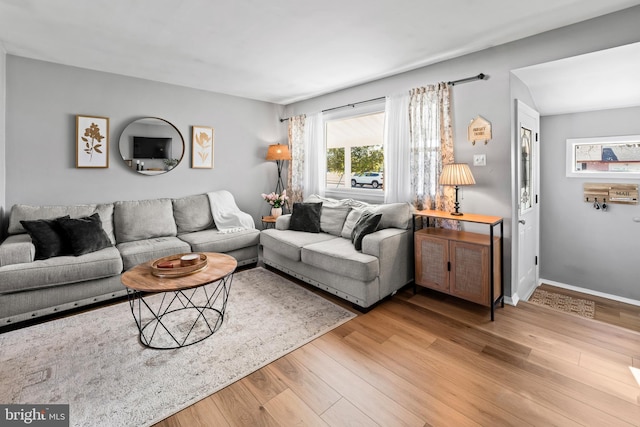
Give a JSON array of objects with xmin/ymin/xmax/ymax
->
[
  {"xmin": 506, "ymin": 281, "xmax": 536, "ymax": 307},
  {"xmin": 539, "ymin": 278, "xmax": 640, "ymax": 307},
  {"xmin": 504, "ymin": 294, "xmax": 519, "ymax": 306}
]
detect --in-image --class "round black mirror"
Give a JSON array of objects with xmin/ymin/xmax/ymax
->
[{"xmin": 119, "ymin": 117, "xmax": 185, "ymax": 175}]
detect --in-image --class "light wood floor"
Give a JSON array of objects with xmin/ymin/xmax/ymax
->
[{"xmin": 156, "ymin": 280, "xmax": 640, "ymax": 427}]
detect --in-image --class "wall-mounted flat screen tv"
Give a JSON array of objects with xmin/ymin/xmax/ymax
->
[{"xmin": 133, "ymin": 136, "xmax": 172, "ymax": 159}]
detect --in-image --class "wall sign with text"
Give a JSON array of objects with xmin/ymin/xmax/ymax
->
[{"xmin": 467, "ymin": 116, "xmax": 492, "ymax": 145}]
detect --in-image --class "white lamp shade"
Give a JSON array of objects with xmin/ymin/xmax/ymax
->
[{"xmin": 439, "ymin": 163, "xmax": 476, "ymax": 186}]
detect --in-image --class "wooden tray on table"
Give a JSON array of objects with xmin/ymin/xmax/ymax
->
[{"xmin": 150, "ymin": 253, "xmax": 208, "ymax": 278}]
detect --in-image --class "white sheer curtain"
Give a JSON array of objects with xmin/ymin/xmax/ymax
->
[
  {"xmin": 286, "ymin": 112, "xmax": 324, "ymax": 204},
  {"xmin": 287, "ymin": 115, "xmax": 305, "ymax": 205},
  {"xmin": 304, "ymin": 112, "xmax": 324, "ymax": 198},
  {"xmin": 408, "ymin": 83, "xmax": 455, "ymax": 212},
  {"xmin": 383, "ymin": 92, "xmax": 411, "ymax": 203}
]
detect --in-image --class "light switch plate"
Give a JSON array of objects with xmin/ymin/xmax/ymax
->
[{"xmin": 473, "ymin": 154, "xmax": 486, "ymax": 166}]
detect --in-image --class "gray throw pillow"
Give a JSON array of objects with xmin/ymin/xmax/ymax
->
[
  {"xmin": 114, "ymin": 199, "xmax": 177, "ymax": 243},
  {"xmin": 351, "ymin": 212, "xmax": 382, "ymax": 251},
  {"xmin": 20, "ymin": 216, "xmax": 71, "ymax": 260},
  {"xmin": 172, "ymin": 194, "xmax": 214, "ymax": 233},
  {"xmin": 320, "ymin": 205, "xmax": 351, "ymax": 236},
  {"xmin": 341, "ymin": 208, "xmax": 368, "ymax": 239},
  {"xmin": 370, "ymin": 202, "xmax": 413, "ymax": 230},
  {"xmin": 289, "ymin": 202, "xmax": 322, "ymax": 233}
]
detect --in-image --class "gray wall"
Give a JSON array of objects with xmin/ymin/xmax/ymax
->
[
  {"xmin": 4, "ymin": 56, "xmax": 286, "ymax": 228},
  {"xmin": 541, "ymin": 106, "xmax": 640, "ymax": 301},
  {"xmin": 0, "ymin": 47, "xmax": 6, "ymax": 236},
  {"xmin": 284, "ymin": 5, "xmax": 640, "ymax": 299}
]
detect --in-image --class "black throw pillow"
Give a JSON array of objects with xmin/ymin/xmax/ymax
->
[
  {"xmin": 289, "ymin": 202, "xmax": 322, "ymax": 233},
  {"xmin": 56, "ymin": 213, "xmax": 113, "ymax": 256},
  {"xmin": 351, "ymin": 212, "xmax": 382, "ymax": 251},
  {"xmin": 20, "ymin": 215, "xmax": 71, "ymax": 260}
]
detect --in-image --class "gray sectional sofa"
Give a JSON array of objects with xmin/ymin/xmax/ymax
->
[
  {"xmin": 260, "ymin": 195, "xmax": 414, "ymax": 309},
  {"xmin": 0, "ymin": 192, "xmax": 260, "ymax": 326}
]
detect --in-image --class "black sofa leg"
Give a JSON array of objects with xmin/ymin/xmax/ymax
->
[{"xmin": 351, "ymin": 303, "xmax": 373, "ymax": 313}]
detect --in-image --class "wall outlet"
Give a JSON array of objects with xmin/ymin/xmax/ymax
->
[{"xmin": 473, "ymin": 154, "xmax": 486, "ymax": 166}]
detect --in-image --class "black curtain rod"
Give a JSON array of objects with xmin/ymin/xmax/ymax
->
[
  {"xmin": 320, "ymin": 96, "xmax": 387, "ymax": 114},
  {"xmin": 279, "ymin": 73, "xmax": 486, "ymax": 122},
  {"xmin": 280, "ymin": 96, "xmax": 384, "ymax": 122},
  {"xmin": 448, "ymin": 73, "xmax": 486, "ymax": 86}
]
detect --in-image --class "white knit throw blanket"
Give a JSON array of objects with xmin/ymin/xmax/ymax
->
[{"xmin": 207, "ymin": 190, "xmax": 256, "ymax": 233}]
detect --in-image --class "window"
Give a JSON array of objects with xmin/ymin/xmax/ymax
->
[{"xmin": 324, "ymin": 104, "xmax": 385, "ymax": 200}]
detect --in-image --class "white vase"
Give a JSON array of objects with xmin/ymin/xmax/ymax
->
[{"xmin": 271, "ymin": 207, "xmax": 282, "ymax": 218}]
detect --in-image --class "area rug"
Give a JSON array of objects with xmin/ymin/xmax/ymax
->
[
  {"xmin": 528, "ymin": 288, "xmax": 595, "ymax": 319},
  {"xmin": 0, "ymin": 267, "xmax": 355, "ymax": 427}
]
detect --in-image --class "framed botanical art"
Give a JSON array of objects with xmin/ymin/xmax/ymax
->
[
  {"xmin": 76, "ymin": 115, "xmax": 109, "ymax": 168},
  {"xmin": 192, "ymin": 126, "xmax": 214, "ymax": 169}
]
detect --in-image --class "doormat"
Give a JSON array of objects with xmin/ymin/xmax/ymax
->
[{"xmin": 528, "ymin": 288, "xmax": 595, "ymax": 319}]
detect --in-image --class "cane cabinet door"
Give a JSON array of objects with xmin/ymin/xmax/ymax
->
[
  {"xmin": 415, "ymin": 230, "xmax": 449, "ymax": 293},
  {"xmin": 449, "ymin": 240, "xmax": 489, "ymax": 305}
]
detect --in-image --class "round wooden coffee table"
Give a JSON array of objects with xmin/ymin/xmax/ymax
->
[{"xmin": 121, "ymin": 252, "xmax": 237, "ymax": 349}]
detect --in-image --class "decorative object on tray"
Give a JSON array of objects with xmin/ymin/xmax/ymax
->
[
  {"xmin": 192, "ymin": 126, "xmax": 214, "ymax": 169},
  {"xmin": 261, "ymin": 190, "xmax": 288, "ymax": 218},
  {"xmin": 151, "ymin": 253, "xmax": 208, "ymax": 277},
  {"xmin": 180, "ymin": 253, "xmax": 200, "ymax": 266},
  {"xmin": 76, "ymin": 115, "xmax": 109, "ymax": 168}
]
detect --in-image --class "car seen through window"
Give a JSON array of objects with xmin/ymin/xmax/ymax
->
[{"xmin": 351, "ymin": 172, "xmax": 383, "ymax": 189}]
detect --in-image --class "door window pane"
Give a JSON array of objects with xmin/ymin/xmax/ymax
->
[{"xmin": 520, "ymin": 126, "xmax": 532, "ymax": 211}]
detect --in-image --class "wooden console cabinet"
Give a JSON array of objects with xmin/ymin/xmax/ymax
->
[{"xmin": 414, "ymin": 210, "xmax": 503, "ymax": 320}]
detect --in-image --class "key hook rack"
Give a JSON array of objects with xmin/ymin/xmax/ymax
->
[{"xmin": 584, "ymin": 183, "xmax": 638, "ymax": 212}]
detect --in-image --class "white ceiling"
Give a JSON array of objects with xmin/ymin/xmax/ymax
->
[
  {"xmin": 1, "ymin": 0, "xmax": 639, "ymax": 105},
  {"xmin": 513, "ymin": 42, "xmax": 640, "ymax": 116}
]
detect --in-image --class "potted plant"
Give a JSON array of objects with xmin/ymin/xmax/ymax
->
[
  {"xmin": 163, "ymin": 158, "xmax": 179, "ymax": 170},
  {"xmin": 261, "ymin": 190, "xmax": 288, "ymax": 218}
]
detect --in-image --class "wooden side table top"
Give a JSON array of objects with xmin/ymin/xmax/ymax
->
[
  {"xmin": 121, "ymin": 252, "xmax": 237, "ymax": 293},
  {"xmin": 414, "ymin": 209, "xmax": 503, "ymax": 226},
  {"xmin": 262, "ymin": 215, "xmax": 277, "ymax": 223}
]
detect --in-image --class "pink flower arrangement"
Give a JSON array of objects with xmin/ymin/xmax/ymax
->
[{"xmin": 261, "ymin": 190, "xmax": 288, "ymax": 208}]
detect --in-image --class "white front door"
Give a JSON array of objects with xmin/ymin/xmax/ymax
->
[{"xmin": 516, "ymin": 100, "xmax": 540, "ymax": 299}]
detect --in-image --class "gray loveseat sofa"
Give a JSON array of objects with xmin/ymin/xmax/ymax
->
[
  {"xmin": 0, "ymin": 192, "xmax": 259, "ymax": 326},
  {"xmin": 260, "ymin": 195, "xmax": 414, "ymax": 309}
]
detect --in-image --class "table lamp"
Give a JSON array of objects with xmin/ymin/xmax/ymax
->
[
  {"xmin": 265, "ymin": 143, "xmax": 291, "ymax": 195},
  {"xmin": 439, "ymin": 163, "xmax": 476, "ymax": 216}
]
